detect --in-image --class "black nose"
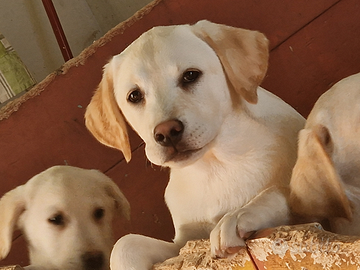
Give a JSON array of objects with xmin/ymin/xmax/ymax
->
[
  {"xmin": 82, "ymin": 251, "xmax": 105, "ymax": 270},
  {"xmin": 154, "ymin": 120, "xmax": 184, "ymax": 147}
]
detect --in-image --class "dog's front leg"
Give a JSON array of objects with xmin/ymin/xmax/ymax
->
[
  {"xmin": 210, "ymin": 186, "xmax": 290, "ymax": 258},
  {"xmin": 110, "ymin": 234, "xmax": 180, "ymax": 270}
]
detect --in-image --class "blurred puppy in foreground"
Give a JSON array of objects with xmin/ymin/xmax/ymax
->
[
  {"xmin": 290, "ymin": 72, "xmax": 360, "ymax": 235},
  {"xmin": 0, "ymin": 166, "xmax": 130, "ymax": 270}
]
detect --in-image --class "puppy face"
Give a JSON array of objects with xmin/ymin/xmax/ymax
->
[
  {"xmin": 111, "ymin": 26, "xmax": 232, "ymax": 167},
  {"xmin": 85, "ymin": 20, "xmax": 269, "ymax": 167},
  {"xmin": 0, "ymin": 166, "xmax": 130, "ymax": 270}
]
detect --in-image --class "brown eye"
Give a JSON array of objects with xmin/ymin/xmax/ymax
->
[
  {"xmin": 182, "ymin": 69, "xmax": 201, "ymax": 84},
  {"xmin": 94, "ymin": 208, "xmax": 105, "ymax": 221},
  {"xmin": 48, "ymin": 213, "xmax": 65, "ymax": 226},
  {"xmin": 127, "ymin": 89, "xmax": 143, "ymax": 103}
]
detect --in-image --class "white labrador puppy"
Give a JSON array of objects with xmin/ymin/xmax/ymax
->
[
  {"xmin": 0, "ymin": 165, "xmax": 130, "ymax": 270},
  {"xmin": 85, "ymin": 20, "xmax": 305, "ymax": 269},
  {"xmin": 290, "ymin": 72, "xmax": 360, "ymax": 236}
]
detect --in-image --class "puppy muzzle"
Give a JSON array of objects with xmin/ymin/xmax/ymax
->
[
  {"xmin": 154, "ymin": 119, "xmax": 184, "ymax": 147},
  {"xmin": 82, "ymin": 251, "xmax": 106, "ymax": 270}
]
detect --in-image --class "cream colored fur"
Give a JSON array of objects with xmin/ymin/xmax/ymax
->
[
  {"xmin": 0, "ymin": 166, "xmax": 130, "ymax": 270},
  {"xmin": 290, "ymin": 72, "xmax": 360, "ymax": 235},
  {"xmin": 85, "ymin": 20, "xmax": 305, "ymax": 270}
]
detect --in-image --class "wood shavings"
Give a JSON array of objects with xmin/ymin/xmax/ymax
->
[
  {"xmin": 153, "ymin": 239, "xmax": 256, "ymax": 270},
  {"xmin": 154, "ymin": 223, "xmax": 360, "ymax": 270}
]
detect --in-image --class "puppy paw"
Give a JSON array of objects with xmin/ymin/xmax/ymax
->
[
  {"xmin": 210, "ymin": 210, "xmax": 256, "ymax": 258},
  {"xmin": 210, "ymin": 187, "xmax": 291, "ymax": 258}
]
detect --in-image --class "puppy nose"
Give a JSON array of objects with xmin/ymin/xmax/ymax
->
[
  {"xmin": 154, "ymin": 120, "xmax": 184, "ymax": 147},
  {"xmin": 82, "ymin": 251, "xmax": 105, "ymax": 270}
]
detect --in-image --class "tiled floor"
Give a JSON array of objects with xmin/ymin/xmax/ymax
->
[{"xmin": 0, "ymin": 0, "xmax": 359, "ymax": 267}]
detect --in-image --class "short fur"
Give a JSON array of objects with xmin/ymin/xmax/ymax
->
[
  {"xmin": 0, "ymin": 166, "xmax": 130, "ymax": 270},
  {"xmin": 85, "ymin": 20, "xmax": 305, "ymax": 269},
  {"xmin": 290, "ymin": 72, "xmax": 360, "ymax": 235}
]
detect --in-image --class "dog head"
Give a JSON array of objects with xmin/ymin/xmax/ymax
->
[
  {"xmin": 290, "ymin": 73, "xmax": 360, "ymax": 224},
  {"xmin": 289, "ymin": 124, "xmax": 353, "ymax": 221},
  {"xmin": 0, "ymin": 166, "xmax": 130, "ymax": 270},
  {"xmin": 85, "ymin": 20, "xmax": 269, "ymax": 167}
]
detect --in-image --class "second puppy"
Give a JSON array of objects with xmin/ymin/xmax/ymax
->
[
  {"xmin": 0, "ymin": 165, "xmax": 130, "ymax": 270},
  {"xmin": 290, "ymin": 72, "xmax": 360, "ymax": 235}
]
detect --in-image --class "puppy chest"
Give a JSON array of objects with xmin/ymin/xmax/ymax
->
[{"xmin": 165, "ymin": 178, "xmax": 248, "ymax": 225}]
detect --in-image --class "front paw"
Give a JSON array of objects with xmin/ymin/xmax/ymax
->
[{"xmin": 210, "ymin": 210, "xmax": 255, "ymax": 258}]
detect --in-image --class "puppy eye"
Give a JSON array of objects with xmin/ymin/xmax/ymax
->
[
  {"xmin": 48, "ymin": 214, "xmax": 65, "ymax": 226},
  {"xmin": 182, "ymin": 69, "xmax": 201, "ymax": 84},
  {"xmin": 93, "ymin": 208, "xmax": 105, "ymax": 221},
  {"xmin": 127, "ymin": 88, "xmax": 144, "ymax": 104}
]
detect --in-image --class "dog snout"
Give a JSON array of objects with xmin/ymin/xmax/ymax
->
[
  {"xmin": 154, "ymin": 120, "xmax": 184, "ymax": 147},
  {"xmin": 82, "ymin": 251, "xmax": 105, "ymax": 270}
]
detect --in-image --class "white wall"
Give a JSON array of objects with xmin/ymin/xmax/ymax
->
[{"xmin": 0, "ymin": 0, "xmax": 153, "ymax": 82}]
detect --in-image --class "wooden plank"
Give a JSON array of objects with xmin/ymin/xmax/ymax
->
[
  {"xmin": 153, "ymin": 240, "xmax": 257, "ymax": 270},
  {"xmin": 153, "ymin": 223, "xmax": 360, "ymax": 270},
  {"xmin": 0, "ymin": 266, "xmax": 24, "ymax": 270},
  {"xmin": 248, "ymin": 223, "xmax": 360, "ymax": 270},
  {"xmin": 262, "ymin": 0, "xmax": 360, "ymax": 117},
  {"xmin": 149, "ymin": 0, "xmax": 339, "ymax": 49}
]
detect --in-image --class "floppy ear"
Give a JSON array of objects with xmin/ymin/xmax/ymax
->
[
  {"xmin": 104, "ymin": 179, "xmax": 131, "ymax": 221},
  {"xmin": 191, "ymin": 20, "xmax": 269, "ymax": 104},
  {"xmin": 290, "ymin": 125, "xmax": 352, "ymax": 221},
  {"xmin": 85, "ymin": 63, "xmax": 131, "ymax": 162},
  {"xmin": 0, "ymin": 185, "xmax": 26, "ymax": 260}
]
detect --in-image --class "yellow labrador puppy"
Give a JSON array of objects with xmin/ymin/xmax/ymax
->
[
  {"xmin": 290, "ymin": 72, "xmax": 360, "ymax": 235},
  {"xmin": 0, "ymin": 166, "xmax": 130, "ymax": 270},
  {"xmin": 85, "ymin": 20, "xmax": 305, "ymax": 269}
]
